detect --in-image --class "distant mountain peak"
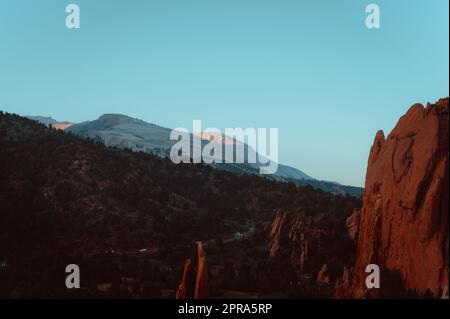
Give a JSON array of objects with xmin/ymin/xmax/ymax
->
[
  {"xmin": 96, "ymin": 113, "xmax": 165, "ymax": 129},
  {"xmin": 26, "ymin": 116, "xmax": 58, "ymax": 125},
  {"xmin": 26, "ymin": 115, "xmax": 73, "ymax": 130},
  {"xmin": 97, "ymin": 113, "xmax": 145, "ymax": 126}
]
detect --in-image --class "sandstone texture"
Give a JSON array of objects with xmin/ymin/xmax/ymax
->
[
  {"xmin": 342, "ymin": 98, "xmax": 449, "ymax": 298},
  {"xmin": 268, "ymin": 211, "xmax": 309, "ymax": 269}
]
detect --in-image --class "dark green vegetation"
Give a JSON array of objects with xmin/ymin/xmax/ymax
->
[
  {"xmin": 0, "ymin": 112, "xmax": 360, "ymax": 298},
  {"xmin": 289, "ymin": 178, "xmax": 363, "ymax": 198}
]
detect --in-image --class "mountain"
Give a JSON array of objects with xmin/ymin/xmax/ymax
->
[
  {"xmin": 67, "ymin": 114, "xmax": 174, "ymax": 156},
  {"xmin": 0, "ymin": 111, "xmax": 361, "ymax": 298},
  {"xmin": 26, "ymin": 116, "xmax": 58, "ymax": 125},
  {"xmin": 53, "ymin": 113, "xmax": 360, "ymax": 196},
  {"xmin": 67, "ymin": 113, "xmax": 314, "ymax": 178},
  {"xmin": 26, "ymin": 116, "xmax": 74, "ymax": 130},
  {"xmin": 336, "ymin": 98, "xmax": 449, "ymax": 298},
  {"xmin": 271, "ymin": 163, "xmax": 313, "ymax": 181}
]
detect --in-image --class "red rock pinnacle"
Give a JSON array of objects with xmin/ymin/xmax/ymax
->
[
  {"xmin": 340, "ymin": 98, "xmax": 449, "ymax": 298},
  {"xmin": 176, "ymin": 241, "xmax": 209, "ymax": 299}
]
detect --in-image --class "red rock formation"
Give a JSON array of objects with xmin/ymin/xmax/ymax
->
[
  {"xmin": 268, "ymin": 211, "xmax": 309, "ymax": 269},
  {"xmin": 195, "ymin": 242, "xmax": 209, "ymax": 298},
  {"xmin": 317, "ymin": 264, "xmax": 331, "ymax": 285},
  {"xmin": 344, "ymin": 98, "xmax": 449, "ymax": 298},
  {"xmin": 175, "ymin": 259, "xmax": 195, "ymax": 299},
  {"xmin": 176, "ymin": 242, "xmax": 209, "ymax": 299},
  {"xmin": 268, "ymin": 211, "xmax": 289, "ymax": 258},
  {"xmin": 335, "ymin": 267, "xmax": 352, "ymax": 299},
  {"xmin": 346, "ymin": 209, "xmax": 361, "ymax": 241}
]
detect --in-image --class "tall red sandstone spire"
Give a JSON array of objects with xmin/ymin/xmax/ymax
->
[
  {"xmin": 175, "ymin": 259, "xmax": 195, "ymax": 299},
  {"xmin": 176, "ymin": 241, "xmax": 209, "ymax": 299},
  {"xmin": 194, "ymin": 242, "xmax": 209, "ymax": 299},
  {"xmin": 340, "ymin": 98, "xmax": 449, "ymax": 298}
]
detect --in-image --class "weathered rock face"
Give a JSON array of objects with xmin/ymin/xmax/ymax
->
[
  {"xmin": 268, "ymin": 211, "xmax": 309, "ymax": 269},
  {"xmin": 346, "ymin": 209, "xmax": 361, "ymax": 241},
  {"xmin": 346, "ymin": 98, "xmax": 449, "ymax": 298},
  {"xmin": 176, "ymin": 242, "xmax": 209, "ymax": 299},
  {"xmin": 268, "ymin": 209, "xmax": 356, "ymax": 284},
  {"xmin": 317, "ymin": 264, "xmax": 331, "ymax": 285},
  {"xmin": 335, "ymin": 267, "xmax": 352, "ymax": 299}
]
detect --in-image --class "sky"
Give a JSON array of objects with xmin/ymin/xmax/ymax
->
[{"xmin": 0, "ymin": 0, "xmax": 448, "ymax": 186}]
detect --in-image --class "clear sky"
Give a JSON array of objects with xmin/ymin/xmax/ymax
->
[{"xmin": 0, "ymin": 0, "xmax": 448, "ymax": 186}]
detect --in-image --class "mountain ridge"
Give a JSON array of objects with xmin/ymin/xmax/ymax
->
[{"xmin": 26, "ymin": 113, "xmax": 362, "ymax": 196}]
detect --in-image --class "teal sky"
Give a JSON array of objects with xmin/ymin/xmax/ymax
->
[{"xmin": 0, "ymin": 0, "xmax": 448, "ymax": 186}]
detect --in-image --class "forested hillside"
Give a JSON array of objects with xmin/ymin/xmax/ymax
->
[{"xmin": 0, "ymin": 112, "xmax": 360, "ymax": 298}]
